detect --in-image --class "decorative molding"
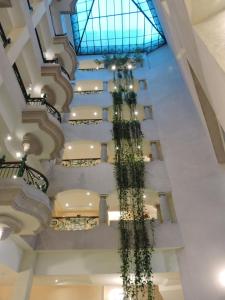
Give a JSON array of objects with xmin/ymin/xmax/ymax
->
[
  {"xmin": 41, "ymin": 64, "xmax": 73, "ymax": 112},
  {"xmin": 22, "ymin": 109, "xmax": 64, "ymax": 160},
  {"xmin": 53, "ymin": 35, "xmax": 77, "ymax": 80},
  {"xmin": 22, "ymin": 133, "xmax": 43, "ymax": 156}
]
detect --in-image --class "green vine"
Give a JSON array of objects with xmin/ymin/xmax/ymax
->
[{"xmin": 102, "ymin": 54, "xmax": 154, "ymax": 299}]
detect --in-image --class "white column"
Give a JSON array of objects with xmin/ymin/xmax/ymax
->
[
  {"xmin": 10, "ymin": 269, "xmax": 33, "ymax": 300},
  {"xmin": 99, "ymin": 195, "xmax": 108, "ymax": 226},
  {"xmin": 159, "ymin": 193, "xmax": 171, "ymax": 223}
]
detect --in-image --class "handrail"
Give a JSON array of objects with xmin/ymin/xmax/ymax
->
[
  {"xmin": 0, "ymin": 22, "xmax": 11, "ymax": 48},
  {"xmin": 26, "ymin": 97, "xmax": 62, "ymax": 123},
  {"xmin": 50, "ymin": 216, "xmax": 99, "ymax": 231},
  {"xmin": 27, "ymin": 0, "xmax": 33, "ymax": 11},
  {"xmin": 61, "ymin": 158, "xmax": 101, "ymax": 168},
  {"xmin": 35, "ymin": 28, "xmax": 58, "ymax": 64},
  {"xmin": 12, "ymin": 64, "xmax": 61, "ymax": 122},
  {"xmin": 0, "ymin": 156, "xmax": 49, "ymax": 193},
  {"xmin": 60, "ymin": 65, "xmax": 70, "ymax": 80}
]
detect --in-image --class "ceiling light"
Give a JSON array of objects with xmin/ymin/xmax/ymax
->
[
  {"xmin": 28, "ymin": 84, "xmax": 32, "ymax": 92},
  {"xmin": 72, "ymin": 112, "xmax": 76, "ymax": 117},
  {"xmin": 137, "ymin": 145, "xmax": 141, "ymax": 149},
  {"xmin": 115, "ymin": 112, "xmax": 118, "ymax": 115},
  {"xmin": 6, "ymin": 135, "xmax": 12, "ymax": 141},
  {"xmin": 128, "ymin": 64, "xmax": 132, "ymax": 69},
  {"xmin": 55, "ymin": 279, "xmax": 58, "ymax": 283},
  {"xmin": 114, "ymin": 86, "xmax": 117, "ymax": 90},
  {"xmin": 16, "ymin": 152, "xmax": 22, "ymax": 158},
  {"xmin": 89, "ymin": 203, "xmax": 93, "ymax": 207},
  {"xmin": 219, "ymin": 271, "xmax": 225, "ymax": 287},
  {"xmin": 96, "ymin": 66, "xmax": 99, "ymax": 70},
  {"xmin": 134, "ymin": 111, "xmax": 138, "ymax": 115},
  {"xmin": 93, "ymin": 112, "xmax": 98, "ymax": 116},
  {"xmin": 116, "ymin": 146, "xmax": 119, "ymax": 150},
  {"xmin": 94, "ymin": 86, "xmax": 98, "ymax": 90},
  {"xmin": 90, "ymin": 145, "xmax": 94, "ymax": 149},
  {"xmin": 65, "ymin": 203, "xmax": 69, "ymax": 207},
  {"xmin": 111, "ymin": 65, "xmax": 116, "ymax": 71},
  {"xmin": 143, "ymin": 194, "xmax": 146, "ymax": 199},
  {"xmin": 77, "ymin": 87, "xmax": 82, "ymax": 91},
  {"xmin": 12, "ymin": 175, "xmax": 17, "ymax": 179},
  {"xmin": 86, "ymin": 192, "xmax": 90, "ymax": 196},
  {"xmin": 67, "ymin": 145, "xmax": 72, "ymax": 150},
  {"xmin": 129, "ymin": 84, "xmax": 133, "ymax": 89}
]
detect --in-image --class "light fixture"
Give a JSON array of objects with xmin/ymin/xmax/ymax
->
[
  {"xmin": 111, "ymin": 65, "xmax": 116, "ymax": 71},
  {"xmin": 12, "ymin": 175, "xmax": 17, "ymax": 179},
  {"xmin": 89, "ymin": 203, "xmax": 93, "ymax": 207},
  {"xmin": 219, "ymin": 271, "xmax": 225, "ymax": 287},
  {"xmin": 86, "ymin": 192, "xmax": 90, "ymax": 196},
  {"xmin": 96, "ymin": 66, "xmax": 99, "ymax": 70},
  {"xmin": 90, "ymin": 145, "xmax": 94, "ymax": 149},
  {"xmin": 72, "ymin": 112, "xmax": 76, "ymax": 117},
  {"xmin": 67, "ymin": 145, "xmax": 72, "ymax": 150},
  {"xmin": 94, "ymin": 86, "xmax": 98, "ymax": 90},
  {"xmin": 134, "ymin": 111, "xmax": 138, "ymax": 115},
  {"xmin": 55, "ymin": 279, "xmax": 58, "ymax": 283},
  {"xmin": 6, "ymin": 135, "xmax": 12, "ymax": 141},
  {"xmin": 65, "ymin": 203, "xmax": 69, "ymax": 207},
  {"xmin": 137, "ymin": 145, "xmax": 141, "ymax": 149},
  {"xmin": 77, "ymin": 87, "xmax": 82, "ymax": 91},
  {"xmin": 114, "ymin": 86, "xmax": 117, "ymax": 90},
  {"xmin": 128, "ymin": 64, "xmax": 132, "ymax": 69},
  {"xmin": 93, "ymin": 112, "xmax": 98, "ymax": 116},
  {"xmin": 129, "ymin": 84, "xmax": 133, "ymax": 89},
  {"xmin": 16, "ymin": 152, "xmax": 22, "ymax": 158},
  {"xmin": 115, "ymin": 112, "xmax": 118, "ymax": 115},
  {"xmin": 28, "ymin": 84, "xmax": 32, "ymax": 92},
  {"xmin": 143, "ymin": 194, "xmax": 146, "ymax": 199},
  {"xmin": 116, "ymin": 146, "xmax": 119, "ymax": 150}
]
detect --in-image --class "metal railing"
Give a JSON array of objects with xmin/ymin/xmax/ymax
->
[
  {"xmin": 0, "ymin": 156, "xmax": 49, "ymax": 193},
  {"xmin": 68, "ymin": 119, "xmax": 102, "ymax": 125},
  {"xmin": 0, "ymin": 22, "xmax": 11, "ymax": 48},
  {"xmin": 35, "ymin": 28, "xmax": 58, "ymax": 64},
  {"xmin": 61, "ymin": 65, "xmax": 70, "ymax": 80},
  {"xmin": 50, "ymin": 216, "xmax": 99, "ymax": 231},
  {"xmin": 27, "ymin": 0, "xmax": 33, "ymax": 11},
  {"xmin": 12, "ymin": 63, "xmax": 61, "ymax": 123},
  {"xmin": 61, "ymin": 158, "xmax": 101, "ymax": 168}
]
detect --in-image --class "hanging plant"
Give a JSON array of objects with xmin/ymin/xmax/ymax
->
[{"xmin": 107, "ymin": 55, "xmax": 154, "ymax": 300}]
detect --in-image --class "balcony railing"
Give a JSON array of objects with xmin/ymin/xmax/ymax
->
[
  {"xmin": 27, "ymin": 0, "xmax": 33, "ymax": 11},
  {"xmin": 61, "ymin": 65, "xmax": 70, "ymax": 80},
  {"xmin": 50, "ymin": 216, "xmax": 99, "ymax": 231},
  {"xmin": 68, "ymin": 119, "xmax": 102, "ymax": 125},
  {"xmin": 0, "ymin": 156, "xmax": 49, "ymax": 193},
  {"xmin": 0, "ymin": 22, "xmax": 11, "ymax": 48},
  {"xmin": 12, "ymin": 63, "xmax": 61, "ymax": 123},
  {"xmin": 35, "ymin": 29, "xmax": 58, "ymax": 64},
  {"xmin": 61, "ymin": 158, "xmax": 101, "ymax": 168}
]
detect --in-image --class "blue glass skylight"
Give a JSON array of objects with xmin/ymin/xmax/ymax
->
[{"xmin": 71, "ymin": 0, "xmax": 166, "ymax": 55}]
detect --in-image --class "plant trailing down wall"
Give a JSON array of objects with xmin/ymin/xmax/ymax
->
[{"xmin": 101, "ymin": 54, "xmax": 154, "ymax": 299}]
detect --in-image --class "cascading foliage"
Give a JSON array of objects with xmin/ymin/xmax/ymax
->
[{"xmin": 100, "ymin": 54, "xmax": 154, "ymax": 299}]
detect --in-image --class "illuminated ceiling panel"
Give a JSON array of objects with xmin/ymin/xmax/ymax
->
[{"xmin": 71, "ymin": 0, "xmax": 166, "ymax": 55}]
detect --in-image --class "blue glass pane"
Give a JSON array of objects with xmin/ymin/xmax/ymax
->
[{"xmin": 71, "ymin": 0, "xmax": 166, "ymax": 54}]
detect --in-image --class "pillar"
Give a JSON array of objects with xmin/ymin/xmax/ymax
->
[
  {"xmin": 159, "ymin": 193, "xmax": 171, "ymax": 223},
  {"xmin": 99, "ymin": 194, "xmax": 108, "ymax": 225},
  {"xmin": 10, "ymin": 269, "xmax": 33, "ymax": 300}
]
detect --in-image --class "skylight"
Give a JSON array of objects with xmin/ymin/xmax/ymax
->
[{"xmin": 71, "ymin": 0, "xmax": 166, "ymax": 55}]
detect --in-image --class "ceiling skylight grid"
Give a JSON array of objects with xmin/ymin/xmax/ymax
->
[{"xmin": 71, "ymin": 0, "xmax": 166, "ymax": 55}]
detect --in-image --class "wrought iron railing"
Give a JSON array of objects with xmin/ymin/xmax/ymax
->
[
  {"xmin": 0, "ymin": 156, "xmax": 49, "ymax": 193},
  {"xmin": 27, "ymin": 0, "xmax": 33, "ymax": 11},
  {"xmin": 61, "ymin": 158, "xmax": 101, "ymax": 168},
  {"xmin": 74, "ymin": 90, "xmax": 104, "ymax": 95},
  {"xmin": 0, "ymin": 22, "xmax": 11, "ymax": 48},
  {"xmin": 12, "ymin": 63, "xmax": 61, "ymax": 123},
  {"xmin": 26, "ymin": 97, "xmax": 62, "ymax": 123},
  {"xmin": 61, "ymin": 65, "xmax": 70, "ymax": 80},
  {"xmin": 68, "ymin": 119, "xmax": 102, "ymax": 125},
  {"xmin": 50, "ymin": 216, "xmax": 99, "ymax": 231},
  {"xmin": 35, "ymin": 28, "xmax": 58, "ymax": 64}
]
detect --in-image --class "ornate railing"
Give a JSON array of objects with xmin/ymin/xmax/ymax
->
[
  {"xmin": 35, "ymin": 29, "xmax": 58, "ymax": 64},
  {"xmin": 74, "ymin": 90, "xmax": 104, "ymax": 95},
  {"xmin": 61, "ymin": 65, "xmax": 70, "ymax": 80},
  {"xmin": 68, "ymin": 119, "xmax": 102, "ymax": 125},
  {"xmin": 0, "ymin": 156, "xmax": 49, "ymax": 193},
  {"xmin": 26, "ymin": 97, "xmax": 61, "ymax": 123},
  {"xmin": 61, "ymin": 158, "xmax": 101, "ymax": 168},
  {"xmin": 12, "ymin": 63, "xmax": 61, "ymax": 123},
  {"xmin": 50, "ymin": 216, "xmax": 99, "ymax": 231},
  {"xmin": 0, "ymin": 22, "xmax": 11, "ymax": 48}
]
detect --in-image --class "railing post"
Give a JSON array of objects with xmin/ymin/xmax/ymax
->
[
  {"xmin": 99, "ymin": 195, "xmax": 108, "ymax": 226},
  {"xmin": 17, "ymin": 155, "xmax": 27, "ymax": 177}
]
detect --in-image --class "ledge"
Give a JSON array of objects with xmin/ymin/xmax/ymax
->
[
  {"xmin": 22, "ymin": 108, "xmax": 65, "ymax": 159},
  {"xmin": 41, "ymin": 64, "xmax": 73, "ymax": 112}
]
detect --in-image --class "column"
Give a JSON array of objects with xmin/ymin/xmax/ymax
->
[
  {"xmin": 101, "ymin": 143, "xmax": 108, "ymax": 162},
  {"xmin": 10, "ymin": 269, "xmax": 33, "ymax": 300},
  {"xmin": 99, "ymin": 194, "xmax": 108, "ymax": 226},
  {"xmin": 158, "ymin": 193, "xmax": 171, "ymax": 223}
]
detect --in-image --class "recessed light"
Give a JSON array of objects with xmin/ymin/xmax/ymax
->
[
  {"xmin": 90, "ymin": 145, "xmax": 94, "ymax": 149},
  {"xmin": 129, "ymin": 85, "xmax": 133, "ymax": 89},
  {"xmin": 114, "ymin": 86, "xmax": 117, "ymax": 90},
  {"xmin": 67, "ymin": 145, "xmax": 72, "ymax": 150},
  {"xmin": 93, "ymin": 112, "xmax": 98, "ymax": 116},
  {"xmin": 134, "ymin": 111, "xmax": 138, "ymax": 115},
  {"xmin": 72, "ymin": 112, "xmax": 76, "ymax": 117},
  {"xmin": 77, "ymin": 87, "xmax": 82, "ymax": 91},
  {"xmin": 86, "ymin": 192, "xmax": 90, "ymax": 196},
  {"xmin": 128, "ymin": 64, "xmax": 132, "ymax": 69},
  {"xmin": 115, "ymin": 112, "xmax": 118, "ymax": 115},
  {"xmin": 12, "ymin": 175, "xmax": 17, "ymax": 179},
  {"xmin": 143, "ymin": 194, "xmax": 146, "ymax": 199},
  {"xmin": 219, "ymin": 271, "xmax": 225, "ymax": 287},
  {"xmin": 55, "ymin": 279, "xmax": 58, "ymax": 283},
  {"xmin": 89, "ymin": 202, "xmax": 93, "ymax": 207},
  {"xmin": 94, "ymin": 86, "xmax": 98, "ymax": 90},
  {"xmin": 137, "ymin": 145, "xmax": 141, "ymax": 149},
  {"xmin": 6, "ymin": 135, "xmax": 12, "ymax": 141},
  {"xmin": 111, "ymin": 65, "xmax": 116, "ymax": 71},
  {"xmin": 65, "ymin": 203, "xmax": 69, "ymax": 207},
  {"xmin": 116, "ymin": 146, "xmax": 119, "ymax": 150},
  {"xmin": 96, "ymin": 67, "xmax": 99, "ymax": 70},
  {"xmin": 16, "ymin": 152, "xmax": 22, "ymax": 158}
]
